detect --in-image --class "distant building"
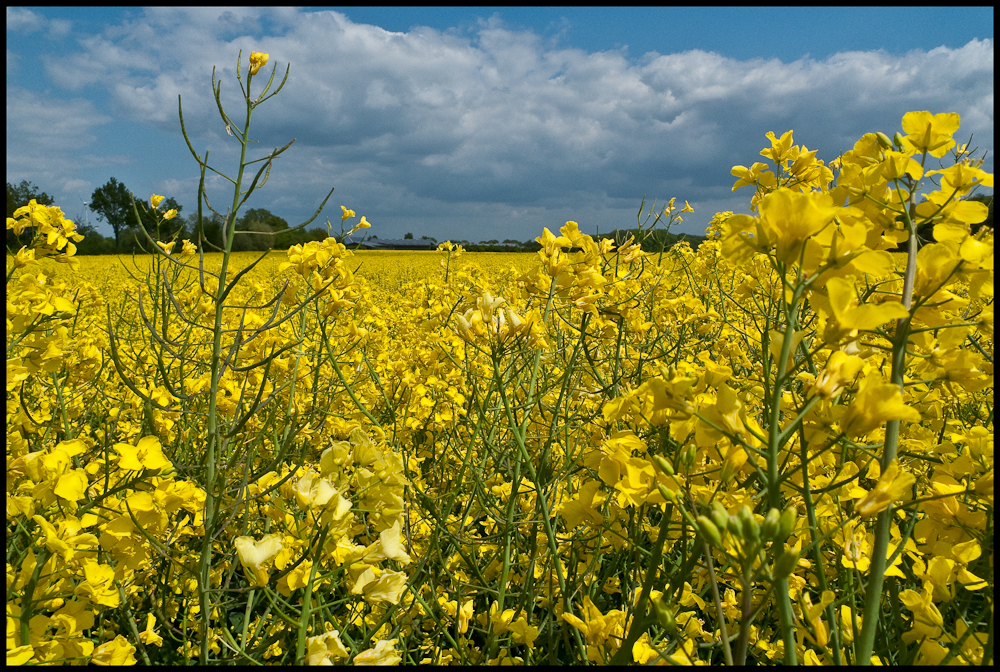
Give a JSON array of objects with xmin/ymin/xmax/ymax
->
[{"xmin": 341, "ymin": 235, "xmax": 436, "ymax": 250}]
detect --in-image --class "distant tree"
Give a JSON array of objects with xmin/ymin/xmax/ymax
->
[
  {"xmin": 7, "ymin": 180, "xmax": 55, "ymax": 217},
  {"xmin": 194, "ymin": 212, "xmax": 228, "ymax": 251},
  {"xmin": 420, "ymin": 235, "xmax": 437, "ymax": 243},
  {"xmin": 233, "ymin": 218, "xmax": 275, "ymax": 252},
  {"xmin": 152, "ymin": 196, "xmax": 185, "ymax": 238},
  {"xmin": 404, "ymin": 232, "xmax": 414, "ymax": 239},
  {"xmin": 240, "ymin": 207, "xmax": 288, "ymax": 232},
  {"xmin": 90, "ymin": 178, "xmax": 139, "ymax": 249},
  {"xmin": 73, "ymin": 224, "xmax": 117, "ymax": 255},
  {"xmin": 233, "ymin": 207, "xmax": 287, "ymax": 251}
]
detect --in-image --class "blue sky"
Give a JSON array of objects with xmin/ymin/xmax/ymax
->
[{"xmin": 6, "ymin": 7, "xmax": 994, "ymax": 243}]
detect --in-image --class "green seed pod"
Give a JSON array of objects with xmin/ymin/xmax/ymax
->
[
  {"xmin": 875, "ymin": 132, "xmax": 893, "ymax": 150},
  {"xmin": 657, "ymin": 484, "xmax": 677, "ymax": 503},
  {"xmin": 710, "ymin": 502, "xmax": 729, "ymax": 534},
  {"xmin": 777, "ymin": 506, "xmax": 798, "ymax": 542},
  {"xmin": 739, "ymin": 505, "xmax": 759, "ymax": 544},
  {"xmin": 761, "ymin": 508, "xmax": 781, "ymax": 542},
  {"xmin": 678, "ymin": 446, "xmax": 692, "ymax": 468},
  {"xmin": 727, "ymin": 513, "xmax": 744, "ymax": 540},
  {"xmin": 652, "ymin": 597, "xmax": 677, "ymax": 634},
  {"xmin": 772, "ymin": 549, "xmax": 801, "ymax": 580},
  {"xmin": 893, "ymin": 132, "xmax": 905, "ymax": 149},
  {"xmin": 652, "ymin": 455, "xmax": 675, "ymax": 477},
  {"xmin": 682, "ymin": 445, "xmax": 697, "ymax": 467},
  {"xmin": 696, "ymin": 515, "xmax": 724, "ymax": 550}
]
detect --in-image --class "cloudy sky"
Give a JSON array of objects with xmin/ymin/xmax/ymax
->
[{"xmin": 6, "ymin": 7, "xmax": 994, "ymax": 243}]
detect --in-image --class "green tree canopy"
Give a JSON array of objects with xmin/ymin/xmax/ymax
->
[
  {"xmin": 89, "ymin": 178, "xmax": 136, "ymax": 249},
  {"xmin": 239, "ymin": 207, "xmax": 288, "ymax": 231},
  {"xmin": 89, "ymin": 178, "xmax": 183, "ymax": 249}
]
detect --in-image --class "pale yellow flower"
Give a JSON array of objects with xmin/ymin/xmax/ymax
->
[
  {"xmin": 354, "ymin": 639, "xmax": 401, "ymax": 665},
  {"xmin": 234, "ymin": 534, "xmax": 283, "ymax": 586}
]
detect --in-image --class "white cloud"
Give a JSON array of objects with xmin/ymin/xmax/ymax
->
[
  {"xmin": 47, "ymin": 18, "xmax": 71, "ymax": 38},
  {"xmin": 10, "ymin": 8, "xmax": 995, "ymax": 241},
  {"xmin": 6, "ymin": 7, "xmax": 45, "ymax": 32},
  {"xmin": 6, "ymin": 86, "xmax": 112, "ymax": 151}
]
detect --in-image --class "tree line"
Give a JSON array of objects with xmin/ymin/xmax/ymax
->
[
  {"xmin": 6, "ymin": 179, "xmax": 334, "ymax": 255},
  {"xmin": 8, "ymin": 178, "xmax": 991, "ymax": 256}
]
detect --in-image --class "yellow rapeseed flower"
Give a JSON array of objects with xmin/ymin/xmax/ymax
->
[
  {"xmin": 249, "ymin": 51, "xmax": 269, "ymax": 76},
  {"xmin": 855, "ymin": 460, "xmax": 916, "ymax": 518}
]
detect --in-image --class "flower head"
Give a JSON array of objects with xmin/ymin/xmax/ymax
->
[
  {"xmin": 354, "ymin": 639, "xmax": 401, "ymax": 665},
  {"xmin": 249, "ymin": 51, "xmax": 269, "ymax": 76},
  {"xmin": 855, "ymin": 460, "xmax": 916, "ymax": 518},
  {"xmin": 305, "ymin": 630, "xmax": 349, "ymax": 665},
  {"xmin": 234, "ymin": 534, "xmax": 283, "ymax": 587},
  {"xmin": 900, "ymin": 111, "xmax": 960, "ymax": 158}
]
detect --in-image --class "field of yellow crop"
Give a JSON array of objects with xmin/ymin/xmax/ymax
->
[
  {"xmin": 26, "ymin": 250, "xmax": 538, "ymax": 306},
  {"xmin": 6, "ymin": 53, "xmax": 993, "ymax": 667}
]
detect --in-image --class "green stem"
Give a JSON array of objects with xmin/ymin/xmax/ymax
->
[
  {"xmin": 855, "ymin": 201, "xmax": 918, "ymax": 665},
  {"xmin": 767, "ymin": 267, "xmax": 803, "ymax": 665},
  {"xmin": 704, "ymin": 542, "xmax": 734, "ymax": 665},
  {"xmin": 198, "ymin": 67, "xmax": 257, "ymax": 666},
  {"xmin": 611, "ymin": 500, "xmax": 675, "ymax": 664}
]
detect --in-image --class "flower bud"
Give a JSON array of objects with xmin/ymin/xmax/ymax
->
[
  {"xmin": 739, "ymin": 505, "xmax": 759, "ymax": 544},
  {"xmin": 249, "ymin": 51, "xmax": 269, "ymax": 76},
  {"xmin": 761, "ymin": 508, "xmax": 781, "ymax": 542},
  {"xmin": 657, "ymin": 484, "xmax": 677, "ymax": 503},
  {"xmin": 777, "ymin": 506, "xmax": 798, "ymax": 542},
  {"xmin": 652, "ymin": 455, "xmax": 674, "ymax": 476},
  {"xmin": 727, "ymin": 514, "xmax": 744, "ymax": 540},
  {"xmin": 892, "ymin": 132, "xmax": 905, "ymax": 149},
  {"xmin": 772, "ymin": 549, "xmax": 800, "ymax": 580},
  {"xmin": 710, "ymin": 502, "xmax": 729, "ymax": 534},
  {"xmin": 696, "ymin": 515, "xmax": 724, "ymax": 551},
  {"xmin": 875, "ymin": 132, "xmax": 893, "ymax": 150},
  {"xmin": 680, "ymin": 445, "xmax": 697, "ymax": 468},
  {"xmin": 653, "ymin": 597, "xmax": 677, "ymax": 634}
]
